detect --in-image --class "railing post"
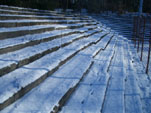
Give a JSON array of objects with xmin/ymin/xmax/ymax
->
[
  {"xmin": 146, "ymin": 38, "xmax": 151, "ymax": 74},
  {"xmin": 140, "ymin": 16, "xmax": 146, "ymax": 61},
  {"xmin": 137, "ymin": 16, "xmax": 141, "ymax": 52},
  {"xmin": 133, "ymin": 16, "xmax": 137, "ymax": 46},
  {"xmin": 146, "ymin": 18, "xmax": 151, "ymax": 74},
  {"xmin": 135, "ymin": 16, "xmax": 139, "ymax": 48}
]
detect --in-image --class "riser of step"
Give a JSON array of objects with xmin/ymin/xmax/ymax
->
[
  {"xmin": 0, "ymin": 23, "xmax": 97, "ymax": 40},
  {"xmin": 0, "ymin": 20, "xmax": 95, "ymax": 28},
  {"xmin": 0, "ymin": 30, "xmax": 101, "ymax": 77}
]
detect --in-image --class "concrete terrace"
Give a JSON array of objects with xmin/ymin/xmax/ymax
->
[{"xmin": 0, "ymin": 5, "xmax": 151, "ymax": 113}]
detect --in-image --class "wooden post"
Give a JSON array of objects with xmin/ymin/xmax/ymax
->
[
  {"xmin": 137, "ymin": 17, "xmax": 141, "ymax": 52},
  {"xmin": 140, "ymin": 16, "xmax": 146, "ymax": 61},
  {"xmin": 146, "ymin": 18, "xmax": 151, "ymax": 74},
  {"xmin": 146, "ymin": 38, "xmax": 151, "ymax": 74},
  {"xmin": 133, "ymin": 17, "xmax": 137, "ymax": 47},
  {"xmin": 135, "ymin": 17, "xmax": 139, "ymax": 48}
]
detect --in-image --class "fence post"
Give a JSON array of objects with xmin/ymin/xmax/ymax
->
[
  {"xmin": 146, "ymin": 18, "xmax": 151, "ymax": 74},
  {"xmin": 140, "ymin": 16, "xmax": 146, "ymax": 61},
  {"xmin": 135, "ymin": 17, "xmax": 139, "ymax": 48},
  {"xmin": 133, "ymin": 16, "xmax": 137, "ymax": 46},
  {"xmin": 137, "ymin": 16, "xmax": 141, "ymax": 52}
]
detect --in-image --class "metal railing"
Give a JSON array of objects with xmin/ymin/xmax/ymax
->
[{"xmin": 132, "ymin": 16, "xmax": 151, "ymax": 74}]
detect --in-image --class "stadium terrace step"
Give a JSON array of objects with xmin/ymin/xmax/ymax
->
[
  {"xmin": 0, "ymin": 8, "xmax": 65, "ymax": 16},
  {"xmin": 124, "ymin": 41, "xmax": 143, "ymax": 113},
  {"xmin": 0, "ymin": 29, "xmax": 109, "ymax": 110},
  {"xmin": 0, "ymin": 8, "xmax": 90, "ymax": 19},
  {"xmin": 61, "ymin": 37, "xmax": 116, "ymax": 113},
  {"xmin": 0, "ymin": 30, "xmax": 115, "ymax": 113},
  {"xmin": 0, "ymin": 14, "xmax": 90, "ymax": 20},
  {"xmin": 101, "ymin": 39, "xmax": 125, "ymax": 113},
  {"xmin": 0, "ymin": 28, "xmax": 104, "ymax": 77},
  {"xmin": 0, "ymin": 5, "xmax": 90, "ymax": 19},
  {"xmin": 126, "ymin": 40, "xmax": 151, "ymax": 113},
  {"xmin": 0, "ymin": 19, "xmax": 95, "ymax": 27},
  {"xmin": 0, "ymin": 26, "xmax": 98, "ymax": 54},
  {"xmin": 0, "ymin": 5, "xmax": 148, "ymax": 113},
  {"xmin": 0, "ymin": 22, "xmax": 97, "ymax": 40},
  {"xmin": 0, "ymin": 5, "xmax": 59, "ymax": 13},
  {"xmin": 0, "ymin": 52, "xmax": 93, "ymax": 113}
]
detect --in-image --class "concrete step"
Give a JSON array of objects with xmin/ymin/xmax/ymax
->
[
  {"xmin": 0, "ymin": 30, "xmax": 107, "ymax": 110},
  {"xmin": 0, "ymin": 19, "xmax": 95, "ymax": 27},
  {"xmin": 0, "ymin": 52, "xmax": 93, "ymax": 113},
  {"xmin": 0, "ymin": 25, "xmax": 98, "ymax": 54},
  {"xmin": 125, "ymin": 66, "xmax": 143, "ymax": 113},
  {"xmin": 0, "ymin": 29, "xmax": 114, "ymax": 113},
  {"xmin": 0, "ymin": 22, "xmax": 97, "ymax": 40},
  {"xmin": 0, "ymin": 8, "xmax": 65, "ymax": 17},
  {"xmin": 0, "ymin": 5, "xmax": 59, "ymax": 14},
  {"xmin": 0, "ymin": 5, "xmax": 90, "ymax": 19},
  {"xmin": 124, "ymin": 53, "xmax": 143, "ymax": 113},
  {"xmin": 0, "ymin": 29, "xmax": 103, "ymax": 77},
  {"xmin": 0, "ymin": 13, "xmax": 90, "ymax": 20},
  {"xmin": 126, "ymin": 40, "xmax": 151, "ymax": 113},
  {"xmin": 101, "ymin": 39, "xmax": 125, "ymax": 113},
  {"xmin": 61, "ymin": 37, "xmax": 116, "ymax": 113},
  {"xmin": 0, "ymin": 8, "xmax": 90, "ymax": 20}
]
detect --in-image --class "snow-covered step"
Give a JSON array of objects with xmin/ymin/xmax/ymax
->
[
  {"xmin": 0, "ymin": 8, "xmax": 63, "ymax": 16},
  {"xmin": 109, "ymin": 39, "xmax": 125, "ymax": 68},
  {"xmin": 0, "ymin": 29, "xmax": 103, "ymax": 76},
  {"xmin": 0, "ymin": 30, "xmax": 105, "ymax": 110},
  {"xmin": 125, "ymin": 40, "xmax": 151, "ymax": 113},
  {"xmin": 79, "ymin": 33, "xmax": 115, "ymax": 58},
  {"xmin": 0, "ymin": 19, "xmax": 94, "ymax": 27},
  {"xmin": 102, "ymin": 39, "xmax": 125, "ymax": 113},
  {"xmin": 61, "ymin": 64, "xmax": 110, "ymax": 113},
  {"xmin": 125, "ymin": 60, "xmax": 143, "ymax": 113},
  {"xmin": 0, "ymin": 26, "xmax": 98, "ymax": 54},
  {"xmin": 0, "ymin": 14, "xmax": 90, "ymax": 20},
  {"xmin": 61, "ymin": 42, "xmax": 116, "ymax": 113},
  {"xmin": 0, "ymin": 29, "xmax": 77, "ymax": 54},
  {"xmin": 0, "ymin": 8, "xmax": 89, "ymax": 20},
  {"xmin": 95, "ymin": 33, "xmax": 114, "ymax": 50},
  {"xmin": 94, "ymin": 39, "xmax": 117, "ymax": 63},
  {"xmin": 0, "ymin": 5, "xmax": 90, "ymax": 19},
  {"xmin": 0, "ymin": 53, "xmax": 93, "ymax": 113},
  {"xmin": 0, "ymin": 22, "xmax": 97, "ymax": 40}
]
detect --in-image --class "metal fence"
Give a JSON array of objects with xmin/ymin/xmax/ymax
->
[{"xmin": 132, "ymin": 16, "xmax": 151, "ymax": 74}]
